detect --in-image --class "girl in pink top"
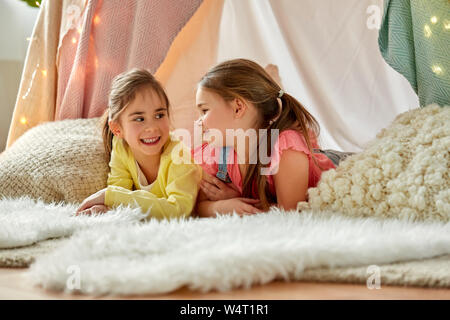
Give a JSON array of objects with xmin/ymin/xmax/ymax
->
[{"xmin": 194, "ymin": 59, "xmax": 336, "ymax": 216}]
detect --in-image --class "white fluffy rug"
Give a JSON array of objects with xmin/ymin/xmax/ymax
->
[
  {"xmin": 2, "ymin": 198, "xmax": 448, "ymax": 296},
  {"xmin": 0, "ymin": 197, "xmax": 142, "ymax": 248}
]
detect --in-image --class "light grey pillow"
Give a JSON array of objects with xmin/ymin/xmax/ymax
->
[{"xmin": 0, "ymin": 118, "xmax": 109, "ymax": 204}]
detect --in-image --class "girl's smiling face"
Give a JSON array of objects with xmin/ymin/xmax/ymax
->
[{"xmin": 110, "ymin": 86, "xmax": 170, "ymax": 158}]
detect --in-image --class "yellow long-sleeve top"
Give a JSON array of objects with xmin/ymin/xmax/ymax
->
[{"xmin": 104, "ymin": 135, "xmax": 202, "ymax": 220}]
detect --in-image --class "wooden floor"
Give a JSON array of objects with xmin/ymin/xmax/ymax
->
[{"xmin": 0, "ymin": 267, "xmax": 449, "ymax": 300}]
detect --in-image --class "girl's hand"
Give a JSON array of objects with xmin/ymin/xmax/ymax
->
[
  {"xmin": 76, "ymin": 205, "xmax": 109, "ymax": 216},
  {"xmin": 214, "ymin": 198, "xmax": 263, "ymax": 216},
  {"xmin": 200, "ymin": 173, "xmax": 241, "ymax": 201},
  {"xmin": 76, "ymin": 188, "xmax": 107, "ymax": 215}
]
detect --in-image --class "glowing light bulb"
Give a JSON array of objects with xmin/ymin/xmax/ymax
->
[
  {"xmin": 424, "ymin": 24, "xmax": 432, "ymax": 37},
  {"xmin": 445, "ymin": 20, "xmax": 450, "ymax": 30},
  {"xmin": 72, "ymin": 37, "xmax": 77, "ymax": 44},
  {"xmin": 20, "ymin": 117, "xmax": 27, "ymax": 125},
  {"xmin": 432, "ymin": 65, "xmax": 443, "ymax": 75},
  {"xmin": 77, "ymin": 27, "xmax": 82, "ymax": 34},
  {"xmin": 35, "ymin": 1, "xmax": 40, "ymax": 7},
  {"xmin": 431, "ymin": 16, "xmax": 438, "ymax": 24},
  {"xmin": 94, "ymin": 15, "xmax": 100, "ymax": 25},
  {"xmin": 41, "ymin": 69, "xmax": 47, "ymax": 77}
]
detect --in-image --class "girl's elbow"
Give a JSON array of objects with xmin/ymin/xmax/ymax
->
[
  {"xmin": 195, "ymin": 200, "xmax": 218, "ymax": 218},
  {"xmin": 277, "ymin": 197, "xmax": 305, "ymax": 211}
]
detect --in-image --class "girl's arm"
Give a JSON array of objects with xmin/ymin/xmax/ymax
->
[
  {"xmin": 104, "ymin": 163, "xmax": 202, "ymax": 220},
  {"xmin": 272, "ymin": 149, "xmax": 309, "ymax": 210},
  {"xmin": 195, "ymin": 189, "xmax": 262, "ymax": 217},
  {"xmin": 76, "ymin": 139, "xmax": 132, "ymax": 214},
  {"xmin": 195, "ymin": 189, "xmax": 219, "ymax": 217}
]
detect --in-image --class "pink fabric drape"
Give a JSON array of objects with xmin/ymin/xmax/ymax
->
[{"xmin": 55, "ymin": 0, "xmax": 203, "ymax": 120}]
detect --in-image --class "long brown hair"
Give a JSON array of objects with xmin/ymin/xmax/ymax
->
[
  {"xmin": 101, "ymin": 68, "xmax": 170, "ymax": 159},
  {"xmin": 198, "ymin": 59, "xmax": 322, "ymax": 210}
]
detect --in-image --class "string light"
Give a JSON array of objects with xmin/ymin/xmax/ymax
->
[
  {"xmin": 19, "ymin": 116, "xmax": 31, "ymax": 129},
  {"xmin": 35, "ymin": 1, "xmax": 40, "ymax": 7},
  {"xmin": 41, "ymin": 69, "xmax": 47, "ymax": 77},
  {"xmin": 94, "ymin": 15, "xmax": 100, "ymax": 25},
  {"xmin": 444, "ymin": 20, "xmax": 450, "ymax": 30},
  {"xmin": 430, "ymin": 16, "xmax": 438, "ymax": 24},
  {"xmin": 424, "ymin": 24, "xmax": 432, "ymax": 37},
  {"xmin": 432, "ymin": 65, "xmax": 443, "ymax": 75},
  {"xmin": 72, "ymin": 37, "xmax": 77, "ymax": 44}
]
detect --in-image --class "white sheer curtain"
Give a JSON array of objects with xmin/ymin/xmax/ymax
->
[{"xmin": 216, "ymin": 0, "xmax": 419, "ymax": 152}]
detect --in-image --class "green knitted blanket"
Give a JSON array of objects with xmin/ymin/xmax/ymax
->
[{"xmin": 379, "ymin": 0, "xmax": 450, "ymax": 107}]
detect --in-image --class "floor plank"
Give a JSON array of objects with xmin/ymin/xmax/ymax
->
[{"xmin": 0, "ymin": 267, "xmax": 449, "ymax": 300}]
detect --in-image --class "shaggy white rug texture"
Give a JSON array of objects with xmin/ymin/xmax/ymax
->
[
  {"xmin": 1, "ymin": 198, "xmax": 446, "ymax": 296},
  {"xmin": 0, "ymin": 197, "xmax": 142, "ymax": 248}
]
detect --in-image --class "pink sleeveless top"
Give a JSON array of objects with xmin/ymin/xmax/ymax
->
[{"xmin": 192, "ymin": 129, "xmax": 336, "ymax": 199}]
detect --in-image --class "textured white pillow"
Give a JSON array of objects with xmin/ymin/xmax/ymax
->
[
  {"xmin": 298, "ymin": 104, "xmax": 450, "ymax": 222},
  {"xmin": 0, "ymin": 118, "xmax": 109, "ymax": 204}
]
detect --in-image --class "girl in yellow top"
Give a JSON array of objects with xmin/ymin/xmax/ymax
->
[{"xmin": 76, "ymin": 68, "xmax": 202, "ymax": 219}]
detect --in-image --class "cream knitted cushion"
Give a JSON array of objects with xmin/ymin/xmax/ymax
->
[
  {"xmin": 0, "ymin": 118, "xmax": 109, "ymax": 204},
  {"xmin": 298, "ymin": 104, "xmax": 450, "ymax": 222}
]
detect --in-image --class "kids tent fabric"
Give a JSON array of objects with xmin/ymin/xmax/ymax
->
[
  {"xmin": 7, "ymin": 0, "xmax": 419, "ymax": 153},
  {"xmin": 6, "ymin": 0, "xmax": 204, "ymax": 148}
]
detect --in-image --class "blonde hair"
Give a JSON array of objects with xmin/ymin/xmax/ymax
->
[
  {"xmin": 199, "ymin": 59, "xmax": 323, "ymax": 210},
  {"xmin": 101, "ymin": 68, "xmax": 170, "ymax": 159}
]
